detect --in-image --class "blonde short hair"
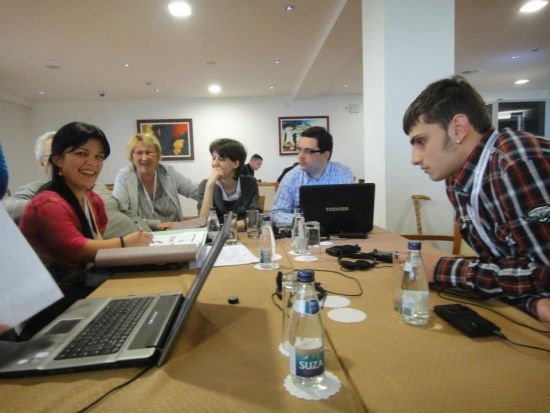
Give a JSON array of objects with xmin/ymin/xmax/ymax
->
[{"xmin": 126, "ymin": 133, "xmax": 162, "ymax": 164}]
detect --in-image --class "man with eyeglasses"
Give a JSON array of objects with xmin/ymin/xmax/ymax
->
[
  {"xmin": 271, "ymin": 126, "xmax": 354, "ymax": 227},
  {"xmin": 2, "ymin": 131, "xmax": 151, "ymax": 236}
]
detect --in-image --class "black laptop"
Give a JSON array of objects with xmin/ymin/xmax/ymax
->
[
  {"xmin": 300, "ymin": 183, "xmax": 375, "ymax": 235},
  {"xmin": 0, "ymin": 212, "xmax": 232, "ymax": 378}
]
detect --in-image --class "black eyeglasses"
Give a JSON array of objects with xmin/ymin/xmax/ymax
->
[{"xmin": 296, "ymin": 147, "xmax": 322, "ymax": 155}]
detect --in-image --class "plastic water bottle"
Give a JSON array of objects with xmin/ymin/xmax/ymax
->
[
  {"xmin": 258, "ymin": 214, "xmax": 278, "ymax": 269},
  {"xmin": 288, "ymin": 269, "xmax": 325, "ymax": 387},
  {"xmin": 207, "ymin": 206, "xmax": 220, "ymax": 241},
  {"xmin": 291, "ymin": 208, "xmax": 307, "ymax": 254},
  {"xmin": 290, "ymin": 207, "xmax": 303, "ymax": 238},
  {"xmin": 401, "ymin": 241, "xmax": 429, "ymax": 326}
]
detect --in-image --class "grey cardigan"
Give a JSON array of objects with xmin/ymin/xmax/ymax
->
[{"xmin": 113, "ymin": 163, "xmax": 199, "ymax": 222}]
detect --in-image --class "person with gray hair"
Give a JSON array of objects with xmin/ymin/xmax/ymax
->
[{"xmin": 2, "ymin": 130, "xmax": 152, "ymax": 236}]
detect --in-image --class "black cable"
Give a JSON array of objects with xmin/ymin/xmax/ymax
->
[
  {"xmin": 493, "ymin": 330, "xmax": 550, "ymax": 354},
  {"xmin": 314, "ymin": 269, "xmax": 363, "ymax": 297},
  {"xmin": 75, "ymin": 364, "xmax": 153, "ymax": 413},
  {"xmin": 271, "ymin": 292, "xmax": 283, "ymax": 312}
]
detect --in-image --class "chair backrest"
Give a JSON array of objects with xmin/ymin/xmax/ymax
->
[
  {"xmin": 257, "ymin": 182, "xmax": 278, "ymax": 212},
  {"xmin": 402, "ymin": 194, "xmax": 476, "ymax": 256},
  {"xmin": 105, "ymin": 184, "xmax": 114, "ymax": 192},
  {"xmin": 258, "ymin": 195, "xmax": 265, "ymax": 211},
  {"xmin": 402, "ymin": 221, "xmax": 462, "ymax": 255}
]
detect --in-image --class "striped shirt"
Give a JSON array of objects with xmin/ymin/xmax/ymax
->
[{"xmin": 435, "ymin": 127, "xmax": 550, "ymax": 315}]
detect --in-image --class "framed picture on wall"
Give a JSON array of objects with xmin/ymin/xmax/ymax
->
[
  {"xmin": 278, "ymin": 116, "xmax": 329, "ymax": 155},
  {"xmin": 136, "ymin": 118, "xmax": 194, "ymax": 160}
]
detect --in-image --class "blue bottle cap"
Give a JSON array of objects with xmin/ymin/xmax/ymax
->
[
  {"xmin": 407, "ymin": 241, "xmax": 422, "ymax": 250},
  {"xmin": 297, "ymin": 269, "xmax": 315, "ymax": 283}
]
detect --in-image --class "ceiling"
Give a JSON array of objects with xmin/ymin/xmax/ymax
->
[{"xmin": 0, "ymin": 0, "xmax": 548, "ymax": 105}]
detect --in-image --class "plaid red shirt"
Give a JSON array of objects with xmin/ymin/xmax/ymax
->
[{"xmin": 434, "ymin": 127, "xmax": 550, "ymax": 316}]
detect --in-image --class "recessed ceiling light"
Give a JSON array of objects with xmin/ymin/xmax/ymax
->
[
  {"xmin": 155, "ymin": 89, "xmax": 160, "ymax": 93},
  {"xmin": 520, "ymin": 1, "xmax": 547, "ymax": 12},
  {"xmin": 208, "ymin": 84, "xmax": 221, "ymax": 93},
  {"xmin": 344, "ymin": 84, "xmax": 349, "ymax": 88},
  {"xmin": 285, "ymin": 5, "xmax": 294, "ymax": 11},
  {"xmin": 269, "ymin": 86, "xmax": 275, "ymax": 90},
  {"xmin": 38, "ymin": 91, "xmax": 45, "ymax": 95},
  {"xmin": 515, "ymin": 79, "xmax": 530, "ymax": 84},
  {"xmin": 168, "ymin": 2, "xmax": 192, "ymax": 17},
  {"xmin": 512, "ymin": 55, "xmax": 519, "ymax": 59},
  {"xmin": 274, "ymin": 60, "xmax": 281, "ymax": 64},
  {"xmin": 123, "ymin": 63, "xmax": 130, "ymax": 67}
]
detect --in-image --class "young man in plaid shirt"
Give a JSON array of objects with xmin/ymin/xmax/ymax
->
[{"xmin": 403, "ymin": 75, "xmax": 550, "ymax": 330}]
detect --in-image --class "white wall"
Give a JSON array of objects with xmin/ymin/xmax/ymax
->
[{"xmin": 3, "ymin": 95, "xmax": 364, "ymax": 216}]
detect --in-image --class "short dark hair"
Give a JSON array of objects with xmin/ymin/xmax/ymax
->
[
  {"xmin": 209, "ymin": 138, "xmax": 247, "ymax": 179},
  {"xmin": 250, "ymin": 154, "xmax": 263, "ymax": 161},
  {"xmin": 50, "ymin": 122, "xmax": 110, "ymax": 184},
  {"xmin": 403, "ymin": 75, "xmax": 492, "ymax": 135},
  {"xmin": 300, "ymin": 126, "xmax": 333, "ymax": 159}
]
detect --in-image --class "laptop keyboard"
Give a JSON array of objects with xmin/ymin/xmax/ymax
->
[{"xmin": 55, "ymin": 297, "xmax": 154, "ymax": 360}]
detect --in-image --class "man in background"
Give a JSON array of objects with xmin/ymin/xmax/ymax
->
[
  {"xmin": 277, "ymin": 162, "xmax": 299, "ymax": 183},
  {"xmin": 241, "ymin": 153, "xmax": 263, "ymax": 177},
  {"xmin": 271, "ymin": 126, "xmax": 354, "ymax": 227},
  {"xmin": 403, "ymin": 75, "xmax": 550, "ymax": 330},
  {"xmin": 2, "ymin": 131, "xmax": 151, "ymax": 237}
]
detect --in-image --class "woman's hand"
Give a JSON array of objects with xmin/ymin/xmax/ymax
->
[
  {"xmin": 157, "ymin": 222, "xmax": 175, "ymax": 231},
  {"xmin": 206, "ymin": 167, "xmax": 224, "ymax": 187},
  {"xmin": 124, "ymin": 231, "xmax": 153, "ymax": 247}
]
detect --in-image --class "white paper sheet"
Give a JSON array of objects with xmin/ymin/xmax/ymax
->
[
  {"xmin": 0, "ymin": 205, "xmax": 63, "ymax": 330},
  {"xmin": 195, "ymin": 244, "xmax": 259, "ymax": 268}
]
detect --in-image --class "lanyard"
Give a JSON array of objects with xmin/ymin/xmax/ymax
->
[
  {"xmin": 465, "ymin": 130, "xmax": 501, "ymax": 257},
  {"xmin": 138, "ymin": 170, "xmax": 157, "ymax": 217},
  {"xmin": 83, "ymin": 195, "xmax": 100, "ymax": 240}
]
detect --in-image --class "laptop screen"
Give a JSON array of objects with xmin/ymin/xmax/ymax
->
[
  {"xmin": 156, "ymin": 211, "xmax": 232, "ymax": 366},
  {"xmin": 299, "ymin": 183, "xmax": 375, "ymax": 234}
]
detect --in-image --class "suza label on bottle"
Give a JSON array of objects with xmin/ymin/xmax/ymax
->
[
  {"xmin": 290, "ymin": 344, "xmax": 325, "ymax": 378},
  {"xmin": 293, "ymin": 299, "xmax": 320, "ymax": 315}
]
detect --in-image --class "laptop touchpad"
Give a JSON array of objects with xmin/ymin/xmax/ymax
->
[{"xmin": 45, "ymin": 319, "xmax": 81, "ymax": 335}]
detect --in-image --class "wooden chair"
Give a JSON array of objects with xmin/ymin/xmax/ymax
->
[
  {"xmin": 401, "ymin": 194, "xmax": 464, "ymax": 255},
  {"xmin": 105, "ymin": 184, "xmax": 114, "ymax": 191},
  {"xmin": 257, "ymin": 182, "xmax": 278, "ymax": 212},
  {"xmin": 258, "ymin": 195, "xmax": 265, "ymax": 211}
]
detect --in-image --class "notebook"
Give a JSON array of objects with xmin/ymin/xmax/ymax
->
[
  {"xmin": 300, "ymin": 183, "xmax": 375, "ymax": 234},
  {"xmin": 0, "ymin": 212, "xmax": 232, "ymax": 378},
  {"xmin": 94, "ymin": 228, "xmax": 207, "ymax": 269}
]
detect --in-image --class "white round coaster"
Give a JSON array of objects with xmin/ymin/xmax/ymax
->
[
  {"xmin": 327, "ymin": 308, "xmax": 367, "ymax": 323},
  {"xmin": 278, "ymin": 342, "xmax": 290, "ymax": 357},
  {"xmin": 283, "ymin": 371, "xmax": 341, "ymax": 400},
  {"xmin": 253, "ymin": 263, "xmax": 280, "ymax": 270},
  {"xmin": 274, "ymin": 254, "xmax": 282, "ymax": 261},
  {"xmin": 322, "ymin": 296, "xmax": 351, "ymax": 308},
  {"xmin": 295, "ymin": 255, "xmax": 319, "ymax": 262},
  {"xmin": 289, "ymin": 250, "xmax": 308, "ymax": 256},
  {"xmin": 320, "ymin": 241, "xmax": 333, "ymax": 245}
]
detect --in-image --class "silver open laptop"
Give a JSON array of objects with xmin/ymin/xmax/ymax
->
[{"xmin": 0, "ymin": 212, "xmax": 232, "ymax": 378}]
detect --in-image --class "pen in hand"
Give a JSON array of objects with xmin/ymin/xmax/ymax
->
[{"xmin": 135, "ymin": 221, "xmax": 145, "ymax": 232}]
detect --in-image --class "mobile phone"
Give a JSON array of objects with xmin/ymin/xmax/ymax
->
[{"xmin": 434, "ymin": 304, "xmax": 500, "ymax": 337}]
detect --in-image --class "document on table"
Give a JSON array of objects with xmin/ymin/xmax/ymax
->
[{"xmin": 194, "ymin": 244, "xmax": 259, "ymax": 268}]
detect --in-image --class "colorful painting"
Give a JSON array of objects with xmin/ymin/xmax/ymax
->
[
  {"xmin": 137, "ymin": 118, "xmax": 194, "ymax": 160},
  {"xmin": 278, "ymin": 116, "xmax": 329, "ymax": 155}
]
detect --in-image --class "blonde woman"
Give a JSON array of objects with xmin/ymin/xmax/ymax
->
[{"xmin": 113, "ymin": 133, "xmax": 199, "ymax": 230}]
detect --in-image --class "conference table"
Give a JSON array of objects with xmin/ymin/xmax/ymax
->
[{"xmin": 1, "ymin": 227, "xmax": 549, "ymax": 412}]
